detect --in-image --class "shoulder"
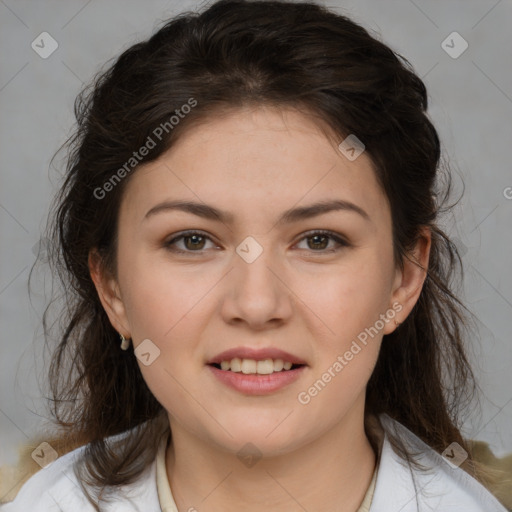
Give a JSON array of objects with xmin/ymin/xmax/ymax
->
[
  {"xmin": 371, "ymin": 414, "xmax": 509, "ymax": 512},
  {"xmin": 0, "ymin": 439, "xmax": 159, "ymax": 511}
]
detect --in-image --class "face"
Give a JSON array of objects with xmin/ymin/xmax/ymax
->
[{"xmin": 91, "ymin": 106, "xmax": 429, "ymax": 456}]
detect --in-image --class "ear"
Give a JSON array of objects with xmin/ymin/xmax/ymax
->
[
  {"xmin": 383, "ymin": 226, "xmax": 431, "ymax": 335},
  {"xmin": 88, "ymin": 248, "xmax": 131, "ymax": 338}
]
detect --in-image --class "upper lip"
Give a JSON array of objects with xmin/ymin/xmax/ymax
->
[{"xmin": 207, "ymin": 347, "xmax": 307, "ymax": 365}]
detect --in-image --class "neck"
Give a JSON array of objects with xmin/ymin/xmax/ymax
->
[{"xmin": 166, "ymin": 405, "xmax": 379, "ymax": 512}]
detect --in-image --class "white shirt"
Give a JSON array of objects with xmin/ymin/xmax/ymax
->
[{"xmin": 1, "ymin": 414, "xmax": 507, "ymax": 511}]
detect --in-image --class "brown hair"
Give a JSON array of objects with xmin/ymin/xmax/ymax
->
[{"xmin": 20, "ymin": 0, "xmax": 508, "ymax": 509}]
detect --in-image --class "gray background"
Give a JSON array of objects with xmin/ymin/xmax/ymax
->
[{"xmin": 1, "ymin": 0, "xmax": 511, "ymax": 468}]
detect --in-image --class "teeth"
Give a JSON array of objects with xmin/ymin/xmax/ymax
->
[
  {"xmin": 257, "ymin": 359, "xmax": 274, "ymax": 374},
  {"xmin": 274, "ymin": 359, "xmax": 284, "ymax": 371},
  {"xmin": 241, "ymin": 359, "xmax": 256, "ymax": 374},
  {"xmin": 230, "ymin": 358, "xmax": 242, "ymax": 372},
  {"xmin": 216, "ymin": 358, "xmax": 299, "ymax": 374}
]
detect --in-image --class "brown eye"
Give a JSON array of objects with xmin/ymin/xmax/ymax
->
[
  {"xmin": 307, "ymin": 234, "xmax": 329, "ymax": 250},
  {"xmin": 165, "ymin": 231, "xmax": 216, "ymax": 253},
  {"xmin": 295, "ymin": 230, "xmax": 349, "ymax": 253},
  {"xmin": 183, "ymin": 234, "xmax": 206, "ymax": 250}
]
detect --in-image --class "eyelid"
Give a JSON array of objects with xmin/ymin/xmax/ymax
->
[{"xmin": 164, "ymin": 229, "xmax": 349, "ymax": 254}]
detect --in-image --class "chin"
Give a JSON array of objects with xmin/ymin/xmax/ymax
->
[{"xmin": 209, "ymin": 416, "xmax": 305, "ymax": 455}]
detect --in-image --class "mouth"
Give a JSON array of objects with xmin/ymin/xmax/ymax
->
[
  {"xmin": 207, "ymin": 349, "xmax": 308, "ymax": 396},
  {"xmin": 206, "ymin": 348, "xmax": 308, "ymax": 394}
]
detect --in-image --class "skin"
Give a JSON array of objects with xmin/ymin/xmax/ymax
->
[{"xmin": 89, "ymin": 106, "xmax": 430, "ymax": 512}]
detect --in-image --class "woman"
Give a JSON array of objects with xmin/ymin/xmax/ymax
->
[{"xmin": 1, "ymin": 0, "xmax": 510, "ymax": 510}]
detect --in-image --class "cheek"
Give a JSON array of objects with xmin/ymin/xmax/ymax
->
[
  {"xmin": 293, "ymin": 262, "xmax": 388, "ymax": 410},
  {"xmin": 120, "ymin": 258, "xmax": 213, "ymax": 429},
  {"xmin": 290, "ymin": 253, "xmax": 392, "ymax": 408},
  {"xmin": 294, "ymin": 253, "xmax": 393, "ymax": 343},
  {"xmin": 119, "ymin": 253, "xmax": 216, "ymax": 392},
  {"xmin": 120, "ymin": 249, "xmax": 208, "ymax": 338}
]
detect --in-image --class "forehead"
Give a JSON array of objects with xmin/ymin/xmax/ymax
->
[{"xmin": 120, "ymin": 106, "xmax": 390, "ymax": 231}]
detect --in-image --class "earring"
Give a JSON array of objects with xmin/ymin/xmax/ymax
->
[
  {"xmin": 395, "ymin": 320, "xmax": 401, "ymax": 327},
  {"xmin": 120, "ymin": 333, "xmax": 131, "ymax": 350}
]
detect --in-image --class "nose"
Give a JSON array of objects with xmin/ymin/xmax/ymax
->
[{"xmin": 220, "ymin": 238, "xmax": 293, "ymax": 330}]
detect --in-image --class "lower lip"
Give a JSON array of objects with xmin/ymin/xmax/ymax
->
[{"xmin": 207, "ymin": 365, "xmax": 306, "ymax": 395}]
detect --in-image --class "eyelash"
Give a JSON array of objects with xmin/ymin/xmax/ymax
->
[{"xmin": 164, "ymin": 229, "xmax": 349, "ymax": 255}]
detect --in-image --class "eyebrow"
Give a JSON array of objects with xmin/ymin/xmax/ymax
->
[{"xmin": 143, "ymin": 198, "xmax": 371, "ymax": 225}]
